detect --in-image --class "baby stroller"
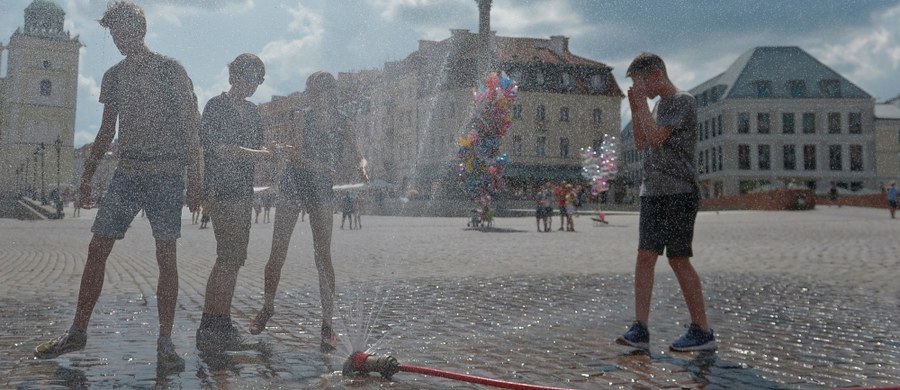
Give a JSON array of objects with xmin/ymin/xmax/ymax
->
[{"xmin": 467, "ymin": 208, "xmax": 482, "ymax": 227}]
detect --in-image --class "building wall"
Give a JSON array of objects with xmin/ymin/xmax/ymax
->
[
  {"xmin": 0, "ymin": 28, "xmax": 80, "ymax": 197},
  {"xmin": 874, "ymin": 117, "xmax": 900, "ymax": 184},
  {"xmin": 697, "ymin": 98, "xmax": 876, "ymax": 196}
]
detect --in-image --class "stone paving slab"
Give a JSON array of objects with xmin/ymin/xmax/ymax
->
[{"xmin": 1, "ymin": 206, "xmax": 899, "ymax": 388}]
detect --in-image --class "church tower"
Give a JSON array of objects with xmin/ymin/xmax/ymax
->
[{"xmin": 0, "ymin": 0, "xmax": 81, "ymax": 199}]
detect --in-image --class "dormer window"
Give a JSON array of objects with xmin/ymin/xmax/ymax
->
[
  {"xmin": 589, "ymin": 74, "xmax": 606, "ymax": 92},
  {"xmin": 535, "ymin": 71, "xmax": 546, "ymax": 86},
  {"xmin": 559, "ymin": 72, "xmax": 573, "ymax": 89},
  {"xmin": 755, "ymin": 80, "xmax": 772, "ymax": 98},
  {"xmin": 788, "ymin": 80, "xmax": 807, "ymax": 97},
  {"xmin": 819, "ymin": 79, "xmax": 841, "ymax": 97}
]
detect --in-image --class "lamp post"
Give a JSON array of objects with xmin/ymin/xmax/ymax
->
[
  {"xmin": 54, "ymin": 136, "xmax": 63, "ymax": 218},
  {"xmin": 39, "ymin": 142, "xmax": 47, "ymax": 205},
  {"xmin": 32, "ymin": 150, "xmax": 39, "ymax": 198}
]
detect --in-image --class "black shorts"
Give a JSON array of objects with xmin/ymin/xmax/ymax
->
[
  {"xmin": 639, "ymin": 192, "xmax": 699, "ymax": 258},
  {"xmin": 535, "ymin": 206, "xmax": 545, "ymax": 219},
  {"xmin": 279, "ymin": 165, "xmax": 334, "ymax": 207},
  {"xmin": 889, "ymin": 200, "xmax": 898, "ymax": 209}
]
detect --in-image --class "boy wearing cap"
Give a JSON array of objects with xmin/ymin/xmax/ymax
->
[
  {"xmin": 615, "ymin": 52, "xmax": 715, "ymax": 352},
  {"xmin": 34, "ymin": 1, "xmax": 201, "ymax": 371},
  {"xmin": 195, "ymin": 53, "xmax": 276, "ymax": 352}
]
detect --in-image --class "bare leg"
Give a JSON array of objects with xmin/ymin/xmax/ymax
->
[
  {"xmin": 308, "ymin": 203, "xmax": 335, "ymax": 331},
  {"xmin": 202, "ymin": 260, "xmax": 241, "ymax": 316},
  {"xmin": 155, "ymin": 239, "xmax": 178, "ymax": 337},
  {"xmin": 262, "ymin": 202, "xmax": 301, "ymax": 309},
  {"xmin": 73, "ymin": 235, "xmax": 116, "ymax": 330},
  {"xmin": 668, "ymin": 257, "xmax": 709, "ymax": 331},
  {"xmin": 634, "ymin": 249, "xmax": 658, "ymax": 326}
]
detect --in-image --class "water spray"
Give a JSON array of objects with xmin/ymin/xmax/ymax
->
[{"xmin": 344, "ymin": 352, "xmax": 576, "ymax": 390}]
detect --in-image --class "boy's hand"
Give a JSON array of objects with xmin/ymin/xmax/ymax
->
[{"xmin": 627, "ymin": 85, "xmax": 647, "ymax": 104}]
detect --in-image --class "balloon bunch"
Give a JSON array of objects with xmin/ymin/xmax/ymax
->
[
  {"xmin": 581, "ymin": 134, "xmax": 618, "ymax": 195},
  {"xmin": 457, "ymin": 72, "xmax": 518, "ymax": 205}
]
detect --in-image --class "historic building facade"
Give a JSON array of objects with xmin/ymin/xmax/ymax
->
[
  {"xmin": 0, "ymin": 0, "xmax": 81, "ymax": 200},
  {"xmin": 259, "ymin": 29, "xmax": 622, "ymax": 197},
  {"xmin": 874, "ymin": 96, "xmax": 900, "ymax": 186}
]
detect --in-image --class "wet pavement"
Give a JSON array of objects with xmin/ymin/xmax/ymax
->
[{"xmin": 1, "ymin": 205, "xmax": 899, "ymax": 389}]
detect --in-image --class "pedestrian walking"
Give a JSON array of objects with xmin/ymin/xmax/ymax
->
[
  {"xmin": 33, "ymin": 1, "xmax": 201, "ymax": 372},
  {"xmin": 263, "ymin": 192, "xmax": 274, "ymax": 223},
  {"xmin": 887, "ymin": 181, "xmax": 898, "ymax": 219},
  {"xmin": 340, "ymin": 192, "xmax": 354, "ymax": 229},
  {"xmin": 615, "ymin": 52, "xmax": 715, "ymax": 352},
  {"xmin": 195, "ymin": 53, "xmax": 275, "ymax": 352},
  {"xmin": 249, "ymin": 71, "xmax": 368, "ymax": 353}
]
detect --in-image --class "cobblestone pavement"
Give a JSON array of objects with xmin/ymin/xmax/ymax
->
[{"xmin": 1, "ymin": 206, "xmax": 899, "ymax": 389}]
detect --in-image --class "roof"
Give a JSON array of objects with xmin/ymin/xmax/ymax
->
[
  {"xmin": 875, "ymin": 104, "xmax": 900, "ymax": 120},
  {"xmin": 690, "ymin": 46, "xmax": 871, "ymax": 100}
]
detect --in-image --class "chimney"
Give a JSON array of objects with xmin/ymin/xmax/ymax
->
[
  {"xmin": 549, "ymin": 36, "xmax": 569, "ymax": 55},
  {"xmin": 477, "ymin": 0, "xmax": 492, "ymax": 38}
]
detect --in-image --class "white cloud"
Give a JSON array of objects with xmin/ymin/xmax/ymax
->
[
  {"xmin": 806, "ymin": 4, "xmax": 900, "ymax": 100},
  {"xmin": 259, "ymin": 3, "xmax": 324, "ymax": 82},
  {"xmin": 74, "ymin": 128, "xmax": 98, "ymax": 146},
  {"xmin": 492, "ymin": 0, "xmax": 594, "ymax": 38},
  {"xmin": 368, "ymin": 0, "xmax": 445, "ymax": 20},
  {"xmin": 78, "ymin": 73, "xmax": 101, "ymax": 100},
  {"xmin": 144, "ymin": 3, "xmax": 203, "ymax": 27}
]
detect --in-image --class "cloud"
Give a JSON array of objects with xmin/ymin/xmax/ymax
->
[
  {"xmin": 258, "ymin": 2, "xmax": 324, "ymax": 83},
  {"xmin": 78, "ymin": 73, "xmax": 101, "ymax": 100},
  {"xmin": 805, "ymin": 3, "xmax": 900, "ymax": 100},
  {"xmin": 492, "ymin": 0, "xmax": 595, "ymax": 38},
  {"xmin": 368, "ymin": 0, "xmax": 447, "ymax": 20}
]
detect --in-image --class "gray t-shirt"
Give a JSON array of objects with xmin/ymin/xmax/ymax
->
[{"xmin": 639, "ymin": 91, "xmax": 698, "ymax": 197}]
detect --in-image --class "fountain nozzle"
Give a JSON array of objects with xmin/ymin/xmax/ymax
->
[{"xmin": 343, "ymin": 352, "xmax": 400, "ymax": 379}]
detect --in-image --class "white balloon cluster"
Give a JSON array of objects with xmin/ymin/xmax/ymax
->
[{"xmin": 581, "ymin": 134, "xmax": 618, "ymax": 195}]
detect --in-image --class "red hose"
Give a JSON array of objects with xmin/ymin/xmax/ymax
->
[{"xmin": 398, "ymin": 364, "xmax": 576, "ymax": 390}]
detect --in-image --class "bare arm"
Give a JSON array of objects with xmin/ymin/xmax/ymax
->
[{"xmin": 78, "ymin": 105, "xmax": 118, "ymax": 207}]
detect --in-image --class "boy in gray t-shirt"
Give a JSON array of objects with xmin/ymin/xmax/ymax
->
[{"xmin": 615, "ymin": 52, "xmax": 716, "ymax": 352}]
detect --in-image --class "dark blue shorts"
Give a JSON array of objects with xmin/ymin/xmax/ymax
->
[
  {"xmin": 889, "ymin": 200, "xmax": 898, "ymax": 209},
  {"xmin": 92, "ymin": 171, "xmax": 185, "ymax": 241},
  {"xmin": 639, "ymin": 192, "xmax": 699, "ymax": 258},
  {"xmin": 278, "ymin": 165, "xmax": 333, "ymax": 207}
]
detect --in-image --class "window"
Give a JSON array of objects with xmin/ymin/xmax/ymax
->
[
  {"xmin": 757, "ymin": 113, "xmax": 770, "ymax": 134},
  {"xmin": 589, "ymin": 74, "xmax": 606, "ymax": 92},
  {"xmin": 535, "ymin": 71, "xmax": 546, "ymax": 86},
  {"xmin": 711, "ymin": 148, "xmax": 717, "ymax": 172},
  {"xmin": 738, "ymin": 144, "xmax": 751, "ymax": 170},
  {"xmin": 782, "ymin": 113, "xmax": 795, "ymax": 134},
  {"xmin": 704, "ymin": 149, "xmax": 710, "ymax": 173},
  {"xmin": 783, "ymin": 145, "xmax": 796, "ymax": 170},
  {"xmin": 559, "ymin": 107, "xmax": 569, "ymax": 122},
  {"xmin": 710, "ymin": 118, "xmax": 716, "ymax": 138},
  {"xmin": 536, "ymin": 105, "xmax": 546, "ymax": 121},
  {"xmin": 718, "ymin": 146, "xmax": 723, "ymax": 171},
  {"xmin": 828, "ymin": 112, "xmax": 841, "ymax": 134},
  {"xmin": 43, "ymin": 60, "xmax": 51, "ymax": 68},
  {"xmin": 559, "ymin": 72, "xmax": 574, "ymax": 89},
  {"xmin": 512, "ymin": 135, "xmax": 523, "ymax": 156},
  {"xmin": 755, "ymin": 80, "xmax": 772, "ymax": 97},
  {"xmin": 559, "ymin": 137, "xmax": 570, "ymax": 158},
  {"xmin": 536, "ymin": 136, "xmax": 546, "ymax": 157},
  {"xmin": 512, "ymin": 104, "xmax": 522, "ymax": 120},
  {"xmin": 803, "ymin": 145, "xmax": 817, "ymax": 170},
  {"xmin": 738, "ymin": 112, "xmax": 750, "ymax": 134},
  {"xmin": 40, "ymin": 80, "xmax": 52, "ymax": 96},
  {"xmin": 849, "ymin": 145, "xmax": 863, "ymax": 171},
  {"xmin": 829, "ymin": 145, "xmax": 842, "ymax": 171},
  {"xmin": 700, "ymin": 91, "xmax": 708, "ymax": 107},
  {"xmin": 592, "ymin": 139, "xmax": 603, "ymax": 153},
  {"xmin": 802, "ymin": 113, "xmax": 815, "ymax": 134},
  {"xmin": 717, "ymin": 115, "xmax": 723, "ymax": 136},
  {"xmin": 592, "ymin": 109, "xmax": 603, "ymax": 124},
  {"xmin": 849, "ymin": 112, "xmax": 862, "ymax": 134},
  {"xmin": 758, "ymin": 144, "xmax": 771, "ymax": 170},
  {"xmin": 788, "ymin": 80, "xmax": 807, "ymax": 98},
  {"xmin": 819, "ymin": 79, "xmax": 841, "ymax": 97}
]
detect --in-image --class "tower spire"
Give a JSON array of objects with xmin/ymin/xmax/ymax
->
[{"xmin": 475, "ymin": 0, "xmax": 493, "ymax": 76}]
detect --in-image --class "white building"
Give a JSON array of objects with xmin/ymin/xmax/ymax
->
[
  {"xmin": 691, "ymin": 46, "xmax": 875, "ymax": 197},
  {"xmin": 0, "ymin": 0, "xmax": 81, "ymax": 199},
  {"xmin": 874, "ymin": 96, "xmax": 900, "ymax": 186}
]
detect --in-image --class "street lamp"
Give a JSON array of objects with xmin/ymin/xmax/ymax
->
[
  {"xmin": 38, "ymin": 142, "xmax": 47, "ymax": 205},
  {"xmin": 54, "ymin": 136, "xmax": 63, "ymax": 218}
]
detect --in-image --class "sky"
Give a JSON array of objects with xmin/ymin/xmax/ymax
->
[{"xmin": 2, "ymin": 0, "xmax": 900, "ymax": 147}]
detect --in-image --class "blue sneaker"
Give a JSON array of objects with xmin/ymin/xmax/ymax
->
[
  {"xmin": 670, "ymin": 323, "xmax": 716, "ymax": 352},
  {"xmin": 615, "ymin": 321, "xmax": 649, "ymax": 350}
]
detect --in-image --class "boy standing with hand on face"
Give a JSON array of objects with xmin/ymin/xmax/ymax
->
[{"xmin": 615, "ymin": 52, "xmax": 715, "ymax": 352}]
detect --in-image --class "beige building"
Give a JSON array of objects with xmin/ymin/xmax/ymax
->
[
  {"xmin": 874, "ymin": 96, "xmax": 900, "ymax": 186},
  {"xmin": 259, "ymin": 30, "xmax": 623, "ymax": 198},
  {"xmin": 0, "ymin": 0, "xmax": 81, "ymax": 200}
]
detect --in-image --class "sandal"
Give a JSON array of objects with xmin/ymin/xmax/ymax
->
[
  {"xmin": 249, "ymin": 306, "xmax": 274, "ymax": 335},
  {"xmin": 320, "ymin": 324, "xmax": 337, "ymax": 353}
]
